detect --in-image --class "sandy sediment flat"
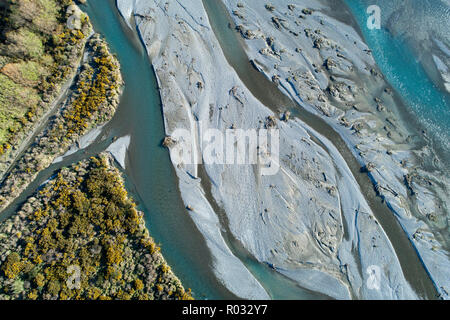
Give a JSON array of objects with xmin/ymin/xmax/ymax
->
[
  {"xmin": 221, "ymin": 0, "xmax": 449, "ymax": 298},
  {"xmin": 117, "ymin": 0, "xmax": 448, "ymax": 299}
]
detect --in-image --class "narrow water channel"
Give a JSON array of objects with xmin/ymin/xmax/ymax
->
[{"xmin": 202, "ymin": 0, "xmax": 438, "ymax": 299}]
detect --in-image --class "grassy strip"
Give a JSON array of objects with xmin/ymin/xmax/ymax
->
[
  {"xmin": 0, "ymin": 34, "xmax": 123, "ymax": 212},
  {"xmin": 0, "ymin": 0, "xmax": 90, "ymax": 161}
]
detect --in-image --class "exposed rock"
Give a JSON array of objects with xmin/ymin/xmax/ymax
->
[
  {"xmin": 324, "ymin": 57, "xmax": 336, "ymax": 70},
  {"xmin": 232, "ymin": 10, "xmax": 245, "ymax": 20},
  {"xmin": 265, "ymin": 4, "xmax": 275, "ymax": 12},
  {"xmin": 272, "ymin": 74, "xmax": 280, "ymax": 83},
  {"xmin": 313, "ymin": 38, "xmax": 324, "ymax": 49},
  {"xmin": 362, "ymin": 162, "xmax": 376, "ymax": 172},
  {"xmin": 271, "ymin": 17, "xmax": 282, "ymax": 29},
  {"xmin": 281, "ymin": 111, "xmax": 291, "ymax": 122},
  {"xmin": 162, "ymin": 136, "xmax": 177, "ymax": 148},
  {"xmin": 265, "ymin": 115, "xmax": 277, "ymax": 128}
]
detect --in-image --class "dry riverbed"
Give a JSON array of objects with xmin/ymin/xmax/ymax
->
[
  {"xmin": 221, "ymin": 0, "xmax": 449, "ymax": 299},
  {"xmin": 115, "ymin": 0, "xmax": 447, "ymax": 299}
]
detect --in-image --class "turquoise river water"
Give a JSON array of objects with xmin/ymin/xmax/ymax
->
[{"xmin": 344, "ymin": 0, "xmax": 450, "ymax": 160}]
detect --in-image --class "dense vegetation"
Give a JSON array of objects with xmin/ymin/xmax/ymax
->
[
  {"xmin": 0, "ymin": 154, "xmax": 193, "ymax": 300},
  {"xmin": 0, "ymin": 0, "xmax": 89, "ymax": 157},
  {"xmin": 0, "ymin": 34, "xmax": 122, "ymax": 212},
  {"xmin": 63, "ymin": 42, "xmax": 121, "ymax": 138}
]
